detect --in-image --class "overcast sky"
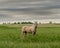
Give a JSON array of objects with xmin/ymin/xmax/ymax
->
[{"xmin": 0, "ymin": 0, "xmax": 60, "ymax": 23}]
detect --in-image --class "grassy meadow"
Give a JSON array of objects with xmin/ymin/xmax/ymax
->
[{"xmin": 0, "ymin": 24, "xmax": 60, "ymax": 48}]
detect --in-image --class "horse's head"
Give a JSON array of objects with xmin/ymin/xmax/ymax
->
[{"xmin": 34, "ymin": 22, "xmax": 38, "ymax": 28}]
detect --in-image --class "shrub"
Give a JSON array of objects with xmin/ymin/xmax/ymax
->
[{"xmin": 21, "ymin": 22, "xmax": 33, "ymax": 24}]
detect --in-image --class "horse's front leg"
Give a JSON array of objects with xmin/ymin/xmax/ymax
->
[{"xmin": 32, "ymin": 32, "xmax": 35, "ymax": 38}]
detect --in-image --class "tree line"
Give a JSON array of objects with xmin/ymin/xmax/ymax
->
[
  {"xmin": 2, "ymin": 21, "xmax": 60, "ymax": 24},
  {"xmin": 3, "ymin": 22, "xmax": 33, "ymax": 24}
]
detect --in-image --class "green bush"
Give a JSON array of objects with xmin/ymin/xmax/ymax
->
[{"xmin": 21, "ymin": 22, "xmax": 33, "ymax": 24}]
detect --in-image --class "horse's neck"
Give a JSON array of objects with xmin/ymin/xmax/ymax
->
[{"xmin": 32, "ymin": 24, "xmax": 37, "ymax": 29}]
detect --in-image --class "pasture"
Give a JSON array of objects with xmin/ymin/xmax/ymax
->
[{"xmin": 0, "ymin": 24, "xmax": 60, "ymax": 48}]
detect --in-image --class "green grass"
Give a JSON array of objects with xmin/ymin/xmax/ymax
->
[{"xmin": 0, "ymin": 24, "xmax": 60, "ymax": 48}]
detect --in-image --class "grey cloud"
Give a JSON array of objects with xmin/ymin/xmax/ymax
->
[
  {"xmin": 42, "ymin": 4, "xmax": 60, "ymax": 9},
  {"xmin": 0, "ymin": 0, "xmax": 60, "ymax": 8},
  {"xmin": 0, "ymin": 0, "xmax": 60, "ymax": 22}
]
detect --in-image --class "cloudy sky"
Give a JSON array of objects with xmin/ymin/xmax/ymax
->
[{"xmin": 0, "ymin": 0, "xmax": 60, "ymax": 23}]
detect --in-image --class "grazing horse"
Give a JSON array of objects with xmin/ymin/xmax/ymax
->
[{"xmin": 22, "ymin": 22, "xmax": 38, "ymax": 39}]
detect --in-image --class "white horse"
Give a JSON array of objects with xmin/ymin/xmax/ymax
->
[{"xmin": 22, "ymin": 22, "xmax": 38, "ymax": 39}]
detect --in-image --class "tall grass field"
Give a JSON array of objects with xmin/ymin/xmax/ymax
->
[{"xmin": 0, "ymin": 24, "xmax": 60, "ymax": 48}]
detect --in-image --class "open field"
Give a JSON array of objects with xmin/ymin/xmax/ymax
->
[{"xmin": 0, "ymin": 24, "xmax": 60, "ymax": 48}]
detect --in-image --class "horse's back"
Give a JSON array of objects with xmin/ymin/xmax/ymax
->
[{"xmin": 22, "ymin": 26, "xmax": 34, "ymax": 32}]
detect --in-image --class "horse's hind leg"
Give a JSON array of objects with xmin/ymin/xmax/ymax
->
[{"xmin": 23, "ymin": 31, "xmax": 27, "ymax": 39}]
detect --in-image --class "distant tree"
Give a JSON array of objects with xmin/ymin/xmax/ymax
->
[
  {"xmin": 28, "ymin": 22, "xmax": 33, "ymax": 24},
  {"xmin": 14, "ymin": 22, "xmax": 16, "ymax": 24},
  {"xmin": 49, "ymin": 21, "xmax": 52, "ymax": 24},
  {"xmin": 21, "ymin": 22, "xmax": 33, "ymax": 24},
  {"xmin": 17, "ymin": 22, "xmax": 20, "ymax": 24},
  {"xmin": 3, "ymin": 23, "xmax": 6, "ymax": 24},
  {"xmin": 8, "ymin": 22, "xmax": 10, "ymax": 24}
]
